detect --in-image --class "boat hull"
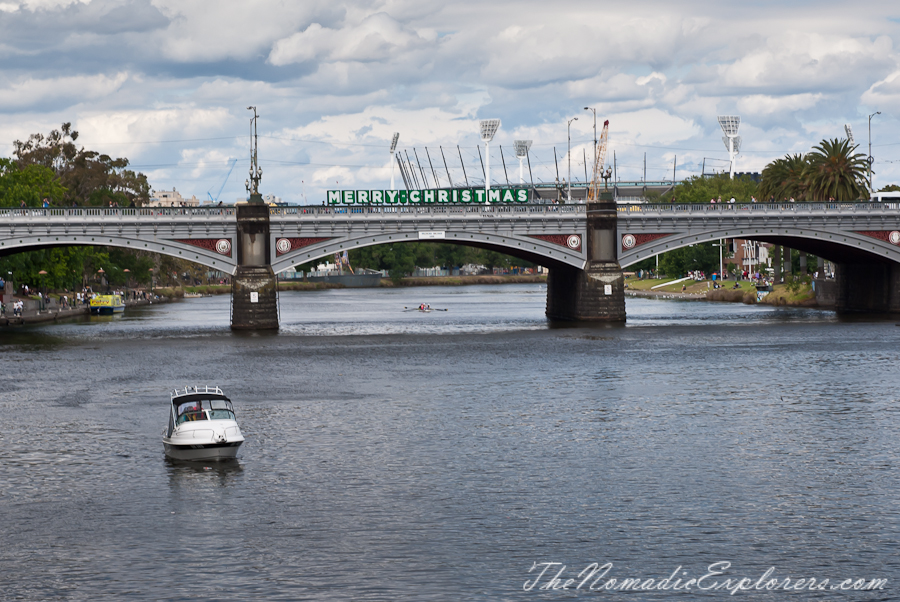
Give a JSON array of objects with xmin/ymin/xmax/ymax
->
[
  {"xmin": 91, "ymin": 305, "xmax": 124, "ymax": 315},
  {"xmin": 163, "ymin": 440, "xmax": 242, "ymax": 461}
]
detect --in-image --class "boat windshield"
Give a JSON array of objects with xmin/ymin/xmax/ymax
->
[
  {"xmin": 175, "ymin": 401, "xmax": 206, "ymax": 424},
  {"xmin": 174, "ymin": 398, "xmax": 235, "ymax": 424},
  {"xmin": 202, "ymin": 398, "xmax": 236, "ymax": 420}
]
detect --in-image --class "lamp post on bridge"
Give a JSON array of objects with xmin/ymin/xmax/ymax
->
[
  {"xmin": 868, "ymin": 111, "xmax": 880, "ymax": 191},
  {"xmin": 567, "ymin": 117, "xmax": 578, "ymax": 202}
]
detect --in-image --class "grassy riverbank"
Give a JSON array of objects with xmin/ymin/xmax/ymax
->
[
  {"xmin": 707, "ymin": 281, "xmax": 816, "ymax": 306},
  {"xmin": 758, "ymin": 283, "xmax": 817, "ymax": 306},
  {"xmin": 629, "ymin": 276, "xmax": 819, "ymax": 307}
]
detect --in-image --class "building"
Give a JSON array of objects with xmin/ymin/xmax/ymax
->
[
  {"xmin": 723, "ymin": 238, "xmax": 770, "ymax": 274},
  {"xmin": 148, "ymin": 188, "xmax": 200, "ymax": 207}
]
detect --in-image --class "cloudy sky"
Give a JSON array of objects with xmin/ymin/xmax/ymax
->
[{"xmin": 2, "ymin": 0, "xmax": 900, "ymax": 203}]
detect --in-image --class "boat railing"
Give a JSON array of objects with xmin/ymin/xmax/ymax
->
[{"xmin": 171, "ymin": 385, "xmax": 225, "ymax": 399}]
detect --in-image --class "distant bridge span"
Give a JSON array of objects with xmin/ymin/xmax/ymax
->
[
  {"xmin": 1, "ymin": 203, "xmax": 899, "ymax": 272},
  {"xmin": 1, "ymin": 202, "xmax": 899, "ymax": 316},
  {"xmin": 617, "ymin": 202, "xmax": 900, "ymax": 267}
]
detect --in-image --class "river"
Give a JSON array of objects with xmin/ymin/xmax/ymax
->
[{"xmin": 1, "ymin": 284, "xmax": 898, "ymax": 600}]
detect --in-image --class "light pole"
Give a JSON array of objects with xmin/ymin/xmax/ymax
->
[
  {"xmin": 868, "ymin": 111, "xmax": 880, "ymax": 191},
  {"xmin": 567, "ymin": 117, "xmax": 578, "ymax": 202},
  {"xmin": 514, "ymin": 140, "xmax": 532, "ymax": 185},
  {"xmin": 245, "ymin": 106, "xmax": 263, "ymax": 202},
  {"xmin": 717, "ymin": 115, "xmax": 741, "ymax": 179},
  {"xmin": 712, "ymin": 241, "xmax": 724, "ymax": 281},
  {"xmin": 479, "ymin": 119, "xmax": 501, "ymax": 203},
  {"xmin": 584, "ymin": 107, "xmax": 596, "ymax": 177},
  {"xmin": 389, "ymin": 133, "xmax": 399, "ymax": 191}
]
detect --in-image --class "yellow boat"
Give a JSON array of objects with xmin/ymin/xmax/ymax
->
[{"xmin": 90, "ymin": 294, "xmax": 125, "ymax": 315}]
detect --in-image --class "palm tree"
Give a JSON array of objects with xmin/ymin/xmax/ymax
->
[
  {"xmin": 804, "ymin": 138, "xmax": 869, "ymax": 201},
  {"xmin": 758, "ymin": 154, "xmax": 808, "ymax": 201}
]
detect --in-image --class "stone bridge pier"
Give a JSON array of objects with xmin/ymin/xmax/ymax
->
[
  {"xmin": 546, "ymin": 201, "xmax": 625, "ymax": 321},
  {"xmin": 231, "ymin": 203, "xmax": 279, "ymax": 330}
]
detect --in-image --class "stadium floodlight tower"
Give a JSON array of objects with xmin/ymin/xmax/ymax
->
[
  {"xmin": 480, "ymin": 119, "xmax": 501, "ymax": 200},
  {"xmin": 717, "ymin": 115, "xmax": 741, "ymax": 179},
  {"xmin": 844, "ymin": 124, "xmax": 855, "ymax": 146},
  {"xmin": 389, "ymin": 132, "xmax": 400, "ymax": 191},
  {"xmin": 514, "ymin": 140, "xmax": 532, "ymax": 185}
]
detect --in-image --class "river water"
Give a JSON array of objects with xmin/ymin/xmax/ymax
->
[{"xmin": 1, "ymin": 284, "xmax": 898, "ymax": 601}]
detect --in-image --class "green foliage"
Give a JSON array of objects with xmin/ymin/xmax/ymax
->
[
  {"xmin": 657, "ymin": 242, "xmax": 722, "ymax": 276},
  {"xmin": 784, "ymin": 273, "xmax": 811, "ymax": 294},
  {"xmin": 351, "ymin": 242, "xmax": 528, "ymax": 280},
  {"xmin": 14, "ymin": 122, "xmax": 150, "ymax": 206},
  {"xmin": 758, "ymin": 138, "xmax": 869, "ymax": 202},
  {"xmin": 98, "ymin": 249, "xmax": 155, "ymax": 286},
  {"xmin": 660, "ymin": 173, "xmax": 759, "ymax": 203},
  {"xmin": 0, "ymin": 123, "xmax": 165, "ymax": 292},
  {"xmin": 758, "ymin": 153, "xmax": 808, "ymax": 202},
  {"xmin": 805, "ymin": 138, "xmax": 869, "ymax": 201},
  {"xmin": 878, "ymin": 184, "xmax": 900, "ymax": 193},
  {"xmin": 0, "ymin": 158, "xmax": 67, "ymax": 207},
  {"xmin": 0, "ymin": 247, "xmax": 106, "ymax": 290},
  {"xmin": 293, "ymin": 242, "xmax": 532, "ymax": 282}
]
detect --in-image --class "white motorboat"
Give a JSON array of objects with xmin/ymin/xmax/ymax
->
[{"xmin": 162, "ymin": 386, "xmax": 244, "ymax": 461}]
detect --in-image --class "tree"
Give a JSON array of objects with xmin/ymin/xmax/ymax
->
[
  {"xmin": 0, "ymin": 158, "xmax": 67, "ymax": 207},
  {"xmin": 660, "ymin": 173, "xmax": 758, "ymax": 203},
  {"xmin": 804, "ymin": 138, "xmax": 869, "ymax": 201},
  {"xmin": 758, "ymin": 154, "xmax": 808, "ymax": 202},
  {"xmin": 879, "ymin": 184, "xmax": 900, "ymax": 193},
  {"xmin": 0, "ymin": 247, "xmax": 107, "ymax": 291},
  {"xmin": 657, "ymin": 242, "xmax": 721, "ymax": 276},
  {"xmin": 14, "ymin": 123, "xmax": 150, "ymax": 206}
]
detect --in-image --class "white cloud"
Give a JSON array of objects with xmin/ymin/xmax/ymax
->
[
  {"xmin": 737, "ymin": 93, "xmax": 823, "ymax": 116},
  {"xmin": 2, "ymin": 0, "xmax": 900, "ymax": 197},
  {"xmin": 268, "ymin": 12, "xmax": 435, "ymax": 66},
  {"xmin": 0, "ymin": 72, "xmax": 128, "ymax": 111}
]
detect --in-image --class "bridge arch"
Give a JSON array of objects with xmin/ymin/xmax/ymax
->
[
  {"xmin": 269, "ymin": 229, "xmax": 587, "ymax": 273},
  {"xmin": 619, "ymin": 226, "xmax": 900, "ymax": 268},
  {"xmin": 0, "ymin": 235, "xmax": 239, "ymax": 274}
]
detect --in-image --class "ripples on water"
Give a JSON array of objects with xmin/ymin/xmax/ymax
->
[{"xmin": 1, "ymin": 285, "xmax": 898, "ymax": 600}]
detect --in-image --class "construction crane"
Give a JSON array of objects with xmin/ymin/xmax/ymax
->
[
  {"xmin": 587, "ymin": 120, "xmax": 610, "ymax": 201},
  {"xmin": 207, "ymin": 158, "xmax": 238, "ymax": 202}
]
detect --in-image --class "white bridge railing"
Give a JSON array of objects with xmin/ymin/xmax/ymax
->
[
  {"xmin": 269, "ymin": 204, "xmax": 587, "ymax": 217},
  {"xmin": 619, "ymin": 202, "xmax": 900, "ymax": 215},
  {"xmin": 0, "ymin": 202, "xmax": 896, "ymax": 220},
  {"xmin": 0, "ymin": 207, "xmax": 236, "ymax": 218}
]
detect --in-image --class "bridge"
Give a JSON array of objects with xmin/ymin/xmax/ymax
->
[{"xmin": 1, "ymin": 201, "xmax": 899, "ymax": 327}]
